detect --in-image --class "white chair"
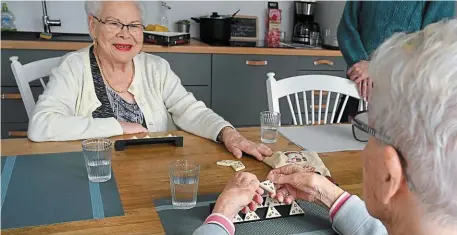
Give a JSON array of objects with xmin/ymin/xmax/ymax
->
[
  {"xmin": 9, "ymin": 56, "xmax": 62, "ymax": 119},
  {"xmin": 266, "ymin": 72, "xmax": 367, "ymax": 126}
]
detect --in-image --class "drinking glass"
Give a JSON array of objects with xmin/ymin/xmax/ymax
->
[
  {"xmin": 169, "ymin": 160, "xmax": 200, "ymax": 209},
  {"xmin": 82, "ymin": 139, "xmax": 112, "ymax": 183},
  {"xmin": 260, "ymin": 111, "xmax": 281, "ymax": 143}
]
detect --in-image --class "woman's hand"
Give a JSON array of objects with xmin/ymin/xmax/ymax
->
[
  {"xmin": 267, "ymin": 165, "xmax": 344, "ymax": 210},
  {"xmin": 212, "ymin": 172, "xmax": 264, "ymax": 220},
  {"xmin": 119, "ymin": 121, "xmax": 148, "ymax": 134},
  {"xmin": 348, "ymin": 60, "xmax": 373, "ymax": 102},
  {"xmin": 221, "ymin": 128, "xmax": 273, "ymax": 161}
]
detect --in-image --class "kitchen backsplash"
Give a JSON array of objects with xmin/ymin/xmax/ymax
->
[{"xmin": 2, "ymin": 0, "xmax": 347, "ymax": 41}]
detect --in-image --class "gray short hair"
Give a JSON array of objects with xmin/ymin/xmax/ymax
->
[
  {"xmin": 84, "ymin": 0, "xmax": 146, "ymax": 23},
  {"xmin": 368, "ymin": 18, "xmax": 457, "ymax": 226}
]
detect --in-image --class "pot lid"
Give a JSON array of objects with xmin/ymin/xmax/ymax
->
[{"xmin": 200, "ymin": 12, "xmax": 232, "ymax": 19}]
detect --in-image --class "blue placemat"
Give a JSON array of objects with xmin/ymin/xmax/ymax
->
[
  {"xmin": 1, "ymin": 152, "xmax": 124, "ymax": 229},
  {"xmin": 153, "ymin": 194, "xmax": 337, "ymax": 235}
]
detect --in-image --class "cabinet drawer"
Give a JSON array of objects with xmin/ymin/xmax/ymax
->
[
  {"xmin": 1, "ymin": 87, "xmax": 44, "ymax": 123},
  {"xmin": 297, "ymin": 56, "xmax": 346, "ymax": 71},
  {"xmin": 152, "ymin": 53, "xmax": 211, "ymax": 86},
  {"xmin": 297, "ymin": 70, "xmax": 347, "ymax": 78},
  {"xmin": 2, "ymin": 49, "xmax": 70, "ymax": 87},
  {"xmin": 1, "ymin": 123, "xmax": 28, "ymax": 139},
  {"xmin": 211, "ymin": 55, "xmax": 297, "ymax": 127},
  {"xmin": 184, "ymin": 86, "xmax": 210, "ymax": 108}
]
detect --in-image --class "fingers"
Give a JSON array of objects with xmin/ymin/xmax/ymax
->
[
  {"xmin": 361, "ymin": 80, "xmax": 367, "ymax": 101},
  {"xmin": 283, "ymin": 194, "xmax": 296, "ymax": 204},
  {"xmin": 354, "ymin": 75, "xmax": 367, "ymax": 84},
  {"xmin": 268, "ymin": 164, "xmax": 305, "ymax": 177},
  {"xmin": 237, "ymin": 140, "xmax": 264, "ymax": 161},
  {"xmin": 274, "ymin": 187, "xmax": 289, "ymax": 202},
  {"xmin": 367, "ymin": 78, "xmax": 373, "ymax": 102},
  {"xmin": 257, "ymin": 143, "xmax": 273, "ymax": 157},
  {"xmin": 268, "ymin": 173, "xmax": 297, "ymax": 185},
  {"xmin": 349, "ymin": 72, "xmax": 359, "ymax": 81},
  {"xmin": 228, "ymin": 145, "xmax": 243, "ymax": 159}
]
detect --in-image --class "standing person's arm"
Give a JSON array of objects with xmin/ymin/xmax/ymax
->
[
  {"xmin": 421, "ymin": 0, "xmax": 455, "ymax": 28},
  {"xmin": 337, "ymin": 1, "xmax": 369, "ymax": 68}
]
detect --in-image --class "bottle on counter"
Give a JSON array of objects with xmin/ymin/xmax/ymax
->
[{"xmin": 1, "ymin": 3, "xmax": 16, "ymax": 31}]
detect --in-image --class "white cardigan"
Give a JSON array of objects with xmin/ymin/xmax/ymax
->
[{"xmin": 28, "ymin": 46, "xmax": 232, "ymax": 142}]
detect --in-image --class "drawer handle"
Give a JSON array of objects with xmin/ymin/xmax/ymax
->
[
  {"xmin": 246, "ymin": 60, "xmax": 268, "ymax": 66},
  {"xmin": 313, "ymin": 60, "xmax": 334, "ymax": 66},
  {"xmin": 310, "ymin": 104, "xmax": 327, "ymax": 109},
  {"xmin": 312, "ymin": 91, "xmax": 328, "ymax": 95},
  {"xmin": 2, "ymin": 93, "xmax": 22, "ymax": 99},
  {"xmin": 8, "ymin": 131, "xmax": 28, "ymax": 137}
]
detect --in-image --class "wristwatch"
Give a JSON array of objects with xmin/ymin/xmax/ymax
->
[{"xmin": 217, "ymin": 126, "xmax": 234, "ymax": 143}]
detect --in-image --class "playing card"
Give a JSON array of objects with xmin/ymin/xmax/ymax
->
[
  {"xmin": 289, "ymin": 201, "xmax": 305, "ymax": 215},
  {"xmin": 260, "ymin": 180, "xmax": 276, "ymax": 194},
  {"xmin": 266, "ymin": 206, "xmax": 281, "ymax": 218}
]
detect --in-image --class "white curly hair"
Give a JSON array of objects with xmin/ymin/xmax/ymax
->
[{"xmin": 368, "ymin": 18, "xmax": 457, "ymax": 226}]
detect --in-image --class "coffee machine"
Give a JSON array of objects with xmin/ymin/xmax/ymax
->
[{"xmin": 292, "ymin": 1, "xmax": 320, "ymax": 45}]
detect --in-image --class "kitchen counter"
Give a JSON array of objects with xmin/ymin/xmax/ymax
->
[{"xmin": 1, "ymin": 38, "xmax": 342, "ymax": 56}]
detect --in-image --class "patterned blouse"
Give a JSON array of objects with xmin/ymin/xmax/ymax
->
[{"xmin": 89, "ymin": 46, "xmax": 147, "ymax": 128}]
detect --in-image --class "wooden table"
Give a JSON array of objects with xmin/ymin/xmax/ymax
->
[{"xmin": 1, "ymin": 127, "xmax": 363, "ymax": 234}]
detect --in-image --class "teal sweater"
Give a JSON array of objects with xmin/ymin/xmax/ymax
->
[{"xmin": 337, "ymin": 1, "xmax": 455, "ymax": 67}]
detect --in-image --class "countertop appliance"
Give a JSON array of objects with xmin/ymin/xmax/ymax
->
[{"xmin": 292, "ymin": 1, "xmax": 320, "ymax": 45}]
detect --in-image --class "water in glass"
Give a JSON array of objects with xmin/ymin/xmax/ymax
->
[
  {"xmin": 169, "ymin": 160, "xmax": 200, "ymax": 209},
  {"xmin": 261, "ymin": 125, "xmax": 279, "ymax": 143},
  {"xmin": 82, "ymin": 139, "xmax": 112, "ymax": 183},
  {"xmin": 260, "ymin": 111, "xmax": 281, "ymax": 143}
]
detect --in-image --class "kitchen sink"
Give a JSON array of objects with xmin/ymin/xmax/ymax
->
[{"xmin": 1, "ymin": 31, "xmax": 92, "ymax": 42}]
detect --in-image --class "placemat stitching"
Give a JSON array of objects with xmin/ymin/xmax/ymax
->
[{"xmin": 1, "ymin": 156, "xmax": 16, "ymax": 209}]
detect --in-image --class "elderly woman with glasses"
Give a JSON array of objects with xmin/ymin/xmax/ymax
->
[
  {"xmin": 27, "ymin": 1, "xmax": 272, "ymax": 160},
  {"xmin": 193, "ymin": 19, "xmax": 457, "ymax": 235}
]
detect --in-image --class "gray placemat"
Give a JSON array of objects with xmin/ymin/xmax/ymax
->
[
  {"xmin": 1, "ymin": 152, "xmax": 124, "ymax": 229},
  {"xmin": 153, "ymin": 194, "xmax": 337, "ymax": 235}
]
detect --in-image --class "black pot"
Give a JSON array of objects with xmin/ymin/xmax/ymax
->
[{"xmin": 191, "ymin": 10, "xmax": 239, "ymax": 44}]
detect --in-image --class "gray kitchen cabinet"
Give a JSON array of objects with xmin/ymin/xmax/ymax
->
[
  {"xmin": 184, "ymin": 86, "xmax": 211, "ymax": 108},
  {"xmin": 1, "ymin": 123, "xmax": 28, "ymax": 139},
  {"xmin": 1, "ymin": 87, "xmax": 43, "ymax": 123},
  {"xmin": 297, "ymin": 56, "xmax": 347, "ymax": 71},
  {"xmin": 150, "ymin": 53, "xmax": 211, "ymax": 86},
  {"xmin": 211, "ymin": 55, "xmax": 298, "ymax": 127}
]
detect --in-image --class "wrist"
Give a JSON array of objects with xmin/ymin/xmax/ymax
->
[
  {"xmin": 319, "ymin": 179, "xmax": 345, "ymax": 210},
  {"xmin": 217, "ymin": 126, "xmax": 235, "ymax": 143},
  {"xmin": 212, "ymin": 202, "xmax": 238, "ymax": 220}
]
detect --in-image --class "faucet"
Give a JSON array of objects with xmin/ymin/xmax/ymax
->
[{"xmin": 41, "ymin": 0, "xmax": 61, "ymax": 33}]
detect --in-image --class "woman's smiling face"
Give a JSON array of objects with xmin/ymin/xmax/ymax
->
[{"xmin": 89, "ymin": 1, "xmax": 143, "ymax": 63}]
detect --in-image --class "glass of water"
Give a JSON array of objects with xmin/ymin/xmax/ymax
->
[
  {"xmin": 260, "ymin": 111, "xmax": 281, "ymax": 143},
  {"xmin": 82, "ymin": 139, "xmax": 112, "ymax": 183},
  {"xmin": 169, "ymin": 160, "xmax": 200, "ymax": 209}
]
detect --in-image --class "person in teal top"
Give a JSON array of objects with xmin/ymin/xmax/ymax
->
[{"xmin": 336, "ymin": 0, "xmax": 455, "ymax": 121}]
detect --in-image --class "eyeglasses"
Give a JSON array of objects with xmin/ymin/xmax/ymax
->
[
  {"xmin": 93, "ymin": 16, "xmax": 145, "ymax": 35},
  {"xmin": 351, "ymin": 111, "xmax": 415, "ymax": 191}
]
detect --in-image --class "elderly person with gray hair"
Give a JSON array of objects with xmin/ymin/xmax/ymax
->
[
  {"xmin": 193, "ymin": 19, "xmax": 457, "ymax": 235},
  {"xmin": 28, "ymin": 1, "xmax": 272, "ymax": 160}
]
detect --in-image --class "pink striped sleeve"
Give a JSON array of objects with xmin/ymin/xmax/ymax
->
[
  {"xmin": 329, "ymin": 191, "xmax": 351, "ymax": 222},
  {"xmin": 203, "ymin": 213, "xmax": 235, "ymax": 235}
]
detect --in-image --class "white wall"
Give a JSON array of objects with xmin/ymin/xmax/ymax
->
[
  {"xmin": 3, "ymin": 1, "xmax": 297, "ymax": 40},
  {"xmin": 5, "ymin": 1, "xmax": 455, "ymax": 41}
]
